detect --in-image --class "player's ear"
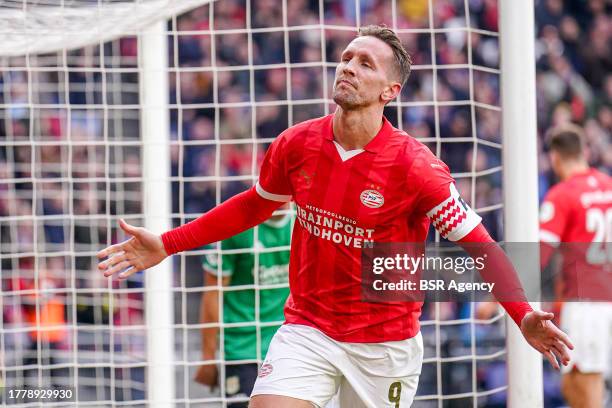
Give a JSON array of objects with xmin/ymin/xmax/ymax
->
[
  {"xmin": 549, "ymin": 150, "xmax": 558, "ymax": 167},
  {"xmin": 381, "ymin": 82, "xmax": 401, "ymax": 104}
]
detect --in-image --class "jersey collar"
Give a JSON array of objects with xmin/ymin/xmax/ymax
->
[{"xmin": 325, "ymin": 114, "xmax": 394, "ymax": 154}]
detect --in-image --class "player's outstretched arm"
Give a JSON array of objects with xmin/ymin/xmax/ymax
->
[
  {"xmin": 457, "ymin": 223, "xmax": 574, "ymax": 370},
  {"xmin": 98, "ymin": 186, "xmax": 285, "ymax": 279},
  {"xmin": 520, "ymin": 310, "xmax": 574, "ymax": 370},
  {"xmin": 97, "ymin": 219, "xmax": 168, "ymax": 280}
]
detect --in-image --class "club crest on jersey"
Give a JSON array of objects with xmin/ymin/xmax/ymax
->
[{"xmin": 360, "ymin": 189, "xmax": 384, "ymax": 208}]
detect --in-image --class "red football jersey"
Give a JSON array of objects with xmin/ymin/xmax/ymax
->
[
  {"xmin": 540, "ymin": 168, "xmax": 612, "ymax": 300},
  {"xmin": 257, "ymin": 114, "xmax": 482, "ymax": 342}
]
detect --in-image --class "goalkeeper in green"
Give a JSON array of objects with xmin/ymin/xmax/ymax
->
[{"xmin": 195, "ymin": 210, "xmax": 292, "ymax": 408}]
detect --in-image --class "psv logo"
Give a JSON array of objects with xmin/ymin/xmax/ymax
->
[
  {"xmin": 258, "ymin": 363, "xmax": 273, "ymax": 378},
  {"xmin": 360, "ymin": 189, "xmax": 384, "ymax": 208}
]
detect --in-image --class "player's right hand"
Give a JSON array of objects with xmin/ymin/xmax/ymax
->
[
  {"xmin": 194, "ymin": 363, "xmax": 218, "ymax": 388},
  {"xmin": 97, "ymin": 219, "xmax": 168, "ymax": 280},
  {"xmin": 520, "ymin": 310, "xmax": 573, "ymax": 370}
]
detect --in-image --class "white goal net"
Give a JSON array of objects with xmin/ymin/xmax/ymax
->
[{"xmin": 0, "ymin": 0, "xmax": 536, "ymax": 406}]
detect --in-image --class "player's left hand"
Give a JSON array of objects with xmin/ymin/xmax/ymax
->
[{"xmin": 520, "ymin": 310, "xmax": 574, "ymax": 370}]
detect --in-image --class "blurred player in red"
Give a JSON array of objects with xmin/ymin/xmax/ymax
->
[
  {"xmin": 539, "ymin": 124, "xmax": 612, "ymax": 408},
  {"xmin": 99, "ymin": 25, "xmax": 573, "ymax": 407}
]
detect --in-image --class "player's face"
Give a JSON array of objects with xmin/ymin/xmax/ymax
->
[{"xmin": 333, "ymin": 36, "xmax": 400, "ymax": 110}]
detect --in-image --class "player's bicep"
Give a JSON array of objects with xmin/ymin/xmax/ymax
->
[
  {"xmin": 412, "ymin": 153, "xmax": 481, "ymax": 241},
  {"xmin": 257, "ymin": 134, "xmax": 292, "ymax": 202},
  {"xmin": 426, "ymin": 183, "xmax": 482, "ymax": 241}
]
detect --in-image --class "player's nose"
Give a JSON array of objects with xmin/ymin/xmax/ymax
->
[{"xmin": 341, "ymin": 61, "xmax": 356, "ymax": 77}]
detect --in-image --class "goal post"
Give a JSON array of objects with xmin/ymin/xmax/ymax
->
[
  {"xmin": 499, "ymin": 0, "xmax": 543, "ymax": 407},
  {"xmin": 140, "ymin": 20, "xmax": 175, "ymax": 408}
]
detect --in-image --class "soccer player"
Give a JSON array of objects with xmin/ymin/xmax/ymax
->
[
  {"xmin": 539, "ymin": 124, "xmax": 611, "ymax": 408},
  {"xmin": 195, "ymin": 211, "xmax": 292, "ymax": 407},
  {"xmin": 98, "ymin": 25, "xmax": 573, "ymax": 407}
]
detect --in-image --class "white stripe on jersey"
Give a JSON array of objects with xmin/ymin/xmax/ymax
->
[{"xmin": 256, "ymin": 182, "xmax": 292, "ymax": 202}]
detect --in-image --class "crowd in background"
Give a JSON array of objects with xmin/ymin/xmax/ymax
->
[
  {"xmin": 169, "ymin": 0, "xmax": 610, "ymax": 239},
  {"xmin": 0, "ymin": 0, "xmax": 609, "ymax": 405}
]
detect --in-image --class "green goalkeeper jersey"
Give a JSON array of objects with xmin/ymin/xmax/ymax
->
[{"xmin": 202, "ymin": 215, "xmax": 292, "ymax": 361}]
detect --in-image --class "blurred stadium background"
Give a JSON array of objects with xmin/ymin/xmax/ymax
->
[{"xmin": 0, "ymin": 0, "xmax": 610, "ymax": 406}]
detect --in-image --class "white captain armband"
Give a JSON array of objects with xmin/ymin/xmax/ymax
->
[{"xmin": 426, "ymin": 184, "xmax": 482, "ymax": 241}]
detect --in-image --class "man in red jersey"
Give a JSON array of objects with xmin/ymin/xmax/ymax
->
[
  {"xmin": 98, "ymin": 25, "xmax": 573, "ymax": 407},
  {"xmin": 539, "ymin": 124, "xmax": 611, "ymax": 408}
]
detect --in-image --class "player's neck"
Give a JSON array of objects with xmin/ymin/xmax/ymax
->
[
  {"xmin": 560, "ymin": 161, "xmax": 590, "ymax": 181},
  {"xmin": 332, "ymin": 106, "xmax": 384, "ymax": 151}
]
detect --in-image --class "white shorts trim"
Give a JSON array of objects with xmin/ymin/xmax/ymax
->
[
  {"xmin": 252, "ymin": 324, "xmax": 423, "ymax": 407},
  {"xmin": 250, "ymin": 389, "xmax": 318, "ymax": 407}
]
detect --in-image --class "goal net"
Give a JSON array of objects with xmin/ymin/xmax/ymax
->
[{"xmin": 0, "ymin": 0, "xmax": 538, "ymax": 406}]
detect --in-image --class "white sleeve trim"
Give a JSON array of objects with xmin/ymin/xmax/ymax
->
[
  {"xmin": 539, "ymin": 230, "xmax": 561, "ymax": 247},
  {"xmin": 426, "ymin": 183, "xmax": 482, "ymax": 241},
  {"xmin": 256, "ymin": 181, "xmax": 292, "ymax": 202}
]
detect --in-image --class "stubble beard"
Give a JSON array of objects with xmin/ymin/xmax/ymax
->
[{"xmin": 333, "ymin": 87, "xmax": 362, "ymax": 110}]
